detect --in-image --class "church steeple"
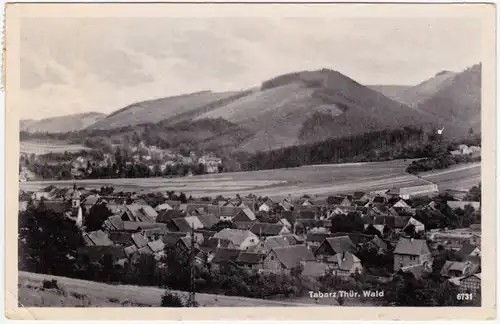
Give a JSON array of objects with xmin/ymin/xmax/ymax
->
[{"xmin": 71, "ymin": 184, "xmax": 81, "ymax": 208}]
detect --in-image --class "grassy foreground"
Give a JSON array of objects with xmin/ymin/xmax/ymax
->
[{"xmin": 18, "ymin": 271, "xmax": 324, "ymax": 307}]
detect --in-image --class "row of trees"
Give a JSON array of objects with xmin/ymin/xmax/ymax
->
[
  {"xmin": 236, "ymin": 127, "xmax": 443, "ymax": 171},
  {"xmin": 406, "ymin": 153, "xmax": 481, "ymax": 174}
]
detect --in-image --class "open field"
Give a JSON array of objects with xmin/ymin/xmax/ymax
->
[
  {"xmin": 18, "ymin": 271, "xmax": 325, "ymax": 307},
  {"xmin": 19, "ymin": 160, "xmax": 481, "ymax": 199},
  {"xmin": 20, "ymin": 141, "xmax": 89, "ymax": 155},
  {"xmin": 419, "ymin": 163, "xmax": 481, "ymax": 191}
]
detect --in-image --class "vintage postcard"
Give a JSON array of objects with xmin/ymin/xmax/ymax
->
[{"xmin": 4, "ymin": 2, "xmax": 497, "ymax": 321}]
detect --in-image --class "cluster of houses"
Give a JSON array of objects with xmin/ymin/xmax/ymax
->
[
  {"xmin": 19, "ymin": 185, "xmax": 482, "ymax": 294},
  {"xmin": 69, "ymin": 146, "xmax": 223, "ymax": 177}
]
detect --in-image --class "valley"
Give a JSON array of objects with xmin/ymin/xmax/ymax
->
[{"xmin": 18, "ymin": 160, "xmax": 480, "ymax": 199}]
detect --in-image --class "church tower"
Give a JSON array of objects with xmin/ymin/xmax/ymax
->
[{"xmin": 71, "ymin": 184, "xmax": 83, "ymax": 228}]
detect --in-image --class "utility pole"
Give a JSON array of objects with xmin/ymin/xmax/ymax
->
[{"xmin": 189, "ymin": 224, "xmax": 196, "ymax": 306}]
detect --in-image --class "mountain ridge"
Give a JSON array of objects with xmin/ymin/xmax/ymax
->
[
  {"xmin": 22, "ymin": 65, "xmax": 479, "ymax": 153},
  {"xmin": 20, "ymin": 112, "xmax": 106, "ymax": 134}
]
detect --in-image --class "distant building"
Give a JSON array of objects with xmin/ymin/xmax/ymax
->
[
  {"xmin": 387, "ymin": 184, "xmax": 439, "ymax": 200},
  {"xmin": 393, "ymin": 237, "xmax": 432, "ymax": 272},
  {"xmin": 198, "ymin": 154, "xmax": 222, "ymax": 173},
  {"xmin": 450, "ymin": 145, "xmax": 481, "ymax": 157}
]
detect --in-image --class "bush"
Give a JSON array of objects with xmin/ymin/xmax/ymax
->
[
  {"xmin": 42, "ymin": 279, "xmax": 60, "ymax": 290},
  {"xmin": 161, "ymin": 290, "xmax": 198, "ymax": 307}
]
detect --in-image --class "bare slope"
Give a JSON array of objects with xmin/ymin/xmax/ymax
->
[
  {"xmin": 20, "ymin": 112, "xmax": 106, "ymax": 134},
  {"xmin": 417, "ymin": 64, "xmax": 481, "ymax": 132},
  {"xmin": 197, "ymin": 69, "xmax": 438, "ymax": 151},
  {"xmin": 369, "ymin": 70, "xmax": 457, "ymax": 107},
  {"xmin": 87, "ymin": 90, "xmax": 243, "ymax": 130}
]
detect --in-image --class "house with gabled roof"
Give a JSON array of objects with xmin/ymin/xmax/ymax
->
[
  {"xmin": 108, "ymin": 231, "xmax": 134, "ymax": 246},
  {"xmin": 440, "ymin": 260, "xmax": 478, "ymax": 278},
  {"xmin": 121, "ymin": 203, "xmax": 158, "ymax": 223},
  {"xmin": 365, "ymin": 235, "xmax": 389, "ymax": 254},
  {"xmin": 262, "ymin": 245, "xmax": 315, "ymax": 274},
  {"xmin": 184, "ymin": 215, "xmax": 205, "ymax": 230},
  {"xmin": 314, "ymin": 236, "xmax": 358, "ymax": 260},
  {"xmin": 186, "ymin": 203, "xmax": 208, "ymax": 216},
  {"xmin": 209, "ymin": 247, "xmax": 241, "ymax": 270},
  {"xmin": 278, "ymin": 218, "xmax": 292, "ymax": 230},
  {"xmin": 258, "ymin": 202, "xmax": 272, "ymax": 212},
  {"xmin": 402, "ymin": 217, "xmax": 425, "ymax": 233},
  {"xmin": 305, "ymin": 232, "xmax": 333, "ymax": 248},
  {"xmin": 219, "ymin": 206, "xmax": 241, "ymax": 221},
  {"xmin": 393, "ymin": 237, "xmax": 432, "ymax": 272},
  {"xmin": 156, "ymin": 210, "xmax": 184, "ymax": 224},
  {"xmin": 83, "ymin": 230, "xmax": 114, "ymax": 247},
  {"xmin": 200, "ymin": 237, "xmax": 235, "ymax": 255},
  {"xmin": 451, "ymin": 273, "xmax": 481, "ymax": 293},
  {"xmin": 328, "ymin": 251, "xmax": 363, "ymax": 278},
  {"xmin": 162, "ymin": 232, "xmax": 190, "ymax": 247},
  {"xmin": 235, "ymin": 252, "xmax": 267, "ymax": 271},
  {"xmin": 196, "ymin": 214, "xmax": 219, "ymax": 229},
  {"xmin": 300, "ymin": 199, "xmax": 314, "ymax": 206},
  {"xmin": 82, "ymin": 194, "xmax": 101, "ymax": 210},
  {"xmin": 164, "ymin": 200, "xmax": 182, "ymax": 209},
  {"xmin": 371, "ymin": 195, "xmax": 388, "ymax": 205},
  {"xmin": 456, "ymin": 243, "xmax": 481, "ymax": 261},
  {"xmin": 328, "ymin": 196, "xmax": 352, "ymax": 207},
  {"xmin": 124, "ymin": 244, "xmax": 139, "ymax": 262},
  {"xmin": 279, "ymin": 200, "xmax": 294, "ymax": 212},
  {"xmin": 166, "ymin": 217, "xmax": 193, "ymax": 233},
  {"xmin": 233, "ymin": 221, "xmax": 256, "ymax": 230},
  {"xmin": 130, "ymin": 233, "xmax": 149, "ymax": 249},
  {"xmin": 250, "ymin": 235, "xmax": 291, "ymax": 254},
  {"xmin": 155, "ymin": 203, "xmax": 173, "ymax": 212},
  {"xmin": 281, "ymin": 234, "xmax": 305, "ymax": 245},
  {"xmin": 353, "ymin": 191, "xmax": 370, "ymax": 202},
  {"xmin": 249, "ymin": 222, "xmax": 290, "ymax": 238},
  {"xmin": 213, "ymin": 229, "xmax": 259, "ymax": 250},
  {"xmin": 396, "ymin": 263, "xmax": 432, "ymax": 280},
  {"xmin": 233, "ymin": 208, "xmax": 257, "ymax": 222},
  {"xmin": 391, "ymin": 207, "xmax": 416, "ymax": 217},
  {"xmin": 392, "ymin": 199, "xmax": 411, "ymax": 209}
]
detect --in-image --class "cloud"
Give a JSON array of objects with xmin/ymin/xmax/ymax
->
[{"xmin": 19, "ymin": 16, "xmax": 481, "ymax": 120}]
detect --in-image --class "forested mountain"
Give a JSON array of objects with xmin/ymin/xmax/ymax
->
[{"xmin": 20, "ymin": 112, "xmax": 106, "ymax": 133}]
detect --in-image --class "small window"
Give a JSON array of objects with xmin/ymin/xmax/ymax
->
[{"xmin": 271, "ymin": 256, "xmax": 274, "ymax": 261}]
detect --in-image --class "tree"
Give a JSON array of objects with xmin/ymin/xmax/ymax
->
[
  {"xmin": 19, "ymin": 204, "xmax": 85, "ymax": 276},
  {"xmin": 161, "ymin": 290, "xmax": 192, "ymax": 307},
  {"xmin": 84, "ymin": 204, "xmax": 113, "ymax": 232},
  {"xmin": 403, "ymin": 224, "xmax": 416, "ymax": 237},
  {"xmin": 464, "ymin": 184, "xmax": 481, "ymax": 202},
  {"xmin": 330, "ymin": 213, "xmax": 364, "ymax": 233},
  {"xmin": 386, "ymin": 275, "xmax": 465, "ymax": 306},
  {"xmin": 363, "ymin": 224, "xmax": 383, "ymax": 238},
  {"xmin": 179, "ymin": 192, "xmax": 188, "ymax": 204},
  {"xmin": 290, "ymin": 263, "xmax": 304, "ymax": 277}
]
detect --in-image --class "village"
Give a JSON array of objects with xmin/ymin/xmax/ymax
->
[
  {"xmin": 18, "ymin": 180, "xmax": 482, "ymax": 304},
  {"xmin": 19, "ymin": 141, "xmax": 224, "ymax": 181}
]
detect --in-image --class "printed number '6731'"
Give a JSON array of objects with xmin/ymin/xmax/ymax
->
[{"xmin": 456, "ymin": 293, "xmax": 473, "ymax": 301}]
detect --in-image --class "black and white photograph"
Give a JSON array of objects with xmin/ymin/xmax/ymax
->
[{"xmin": 5, "ymin": 2, "xmax": 496, "ymax": 321}]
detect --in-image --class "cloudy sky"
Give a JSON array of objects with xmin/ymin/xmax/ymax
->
[{"xmin": 20, "ymin": 17, "xmax": 481, "ymax": 120}]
